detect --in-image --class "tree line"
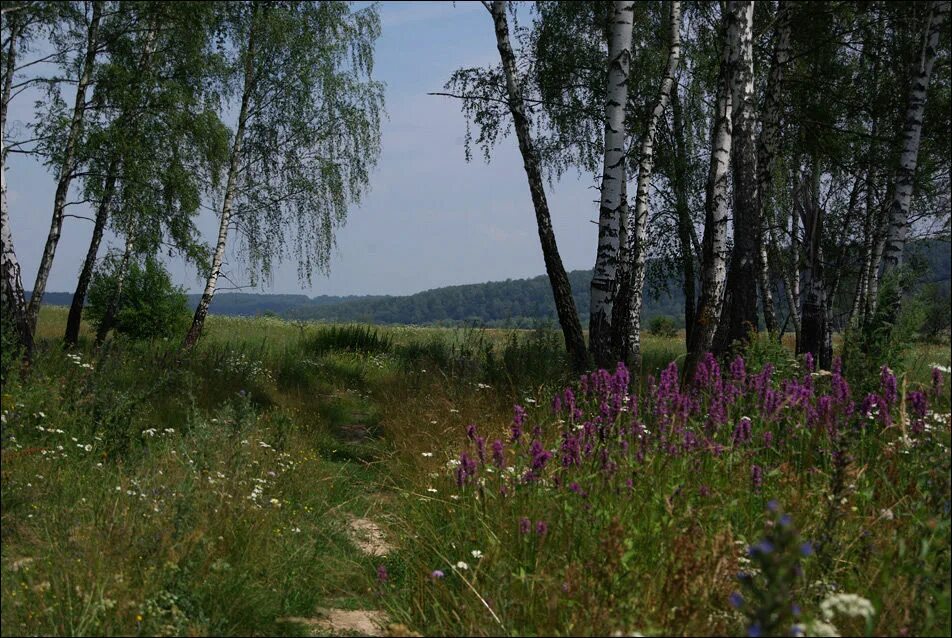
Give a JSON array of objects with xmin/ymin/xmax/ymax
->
[
  {"xmin": 441, "ymin": 0, "xmax": 950, "ymax": 377},
  {"xmin": 3, "ymin": 1, "xmax": 950, "ymax": 381},
  {"xmin": 1, "ymin": 0, "xmax": 383, "ymax": 359}
]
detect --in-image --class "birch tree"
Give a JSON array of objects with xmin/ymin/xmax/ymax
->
[
  {"xmin": 881, "ymin": 0, "xmax": 950, "ymax": 275},
  {"xmin": 26, "ymin": 0, "xmax": 103, "ymax": 333},
  {"xmin": 183, "ymin": 0, "xmax": 383, "ymax": 349},
  {"xmin": 1, "ymin": 3, "xmax": 34, "ymax": 357},
  {"xmin": 611, "ymin": 0, "xmax": 682, "ymax": 368},
  {"xmin": 684, "ymin": 1, "xmax": 742, "ymax": 382},
  {"xmin": 588, "ymin": 0, "xmax": 635, "ymax": 368},
  {"xmin": 713, "ymin": 0, "xmax": 758, "ymax": 354},
  {"xmin": 64, "ymin": 1, "xmax": 227, "ymax": 346},
  {"xmin": 753, "ymin": 0, "xmax": 791, "ymax": 337}
]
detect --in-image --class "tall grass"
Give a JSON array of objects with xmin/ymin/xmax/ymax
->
[{"xmin": 2, "ymin": 308, "xmax": 949, "ymax": 636}]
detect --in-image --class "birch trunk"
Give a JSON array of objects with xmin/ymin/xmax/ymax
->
[
  {"xmin": 488, "ymin": 0, "xmax": 589, "ymax": 372},
  {"xmin": 64, "ymin": 160, "xmax": 118, "ymax": 346},
  {"xmin": 612, "ymin": 0, "xmax": 682, "ymax": 369},
  {"xmin": 671, "ymin": 82, "xmax": 696, "ymax": 334},
  {"xmin": 2, "ymin": 142, "xmax": 33, "ymax": 358},
  {"xmin": 684, "ymin": 2, "xmax": 739, "ymax": 382},
  {"xmin": 589, "ymin": 0, "xmax": 635, "ymax": 368},
  {"xmin": 95, "ymin": 234, "xmax": 134, "ymax": 345},
  {"xmin": 26, "ymin": 0, "xmax": 102, "ymax": 333},
  {"xmin": 65, "ymin": 18, "xmax": 160, "ymax": 347},
  {"xmin": 797, "ymin": 163, "xmax": 829, "ymax": 368},
  {"xmin": 754, "ymin": 0, "xmax": 791, "ymax": 336},
  {"xmin": 881, "ymin": 0, "xmax": 949, "ymax": 275},
  {"xmin": 714, "ymin": 0, "xmax": 758, "ymax": 354},
  {"xmin": 1, "ymin": 19, "xmax": 33, "ymax": 358}
]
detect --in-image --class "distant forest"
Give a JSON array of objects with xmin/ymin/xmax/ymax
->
[{"xmin": 34, "ymin": 240, "xmax": 949, "ymax": 329}]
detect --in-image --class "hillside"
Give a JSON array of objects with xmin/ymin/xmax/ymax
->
[{"xmin": 31, "ymin": 239, "xmax": 949, "ymax": 328}]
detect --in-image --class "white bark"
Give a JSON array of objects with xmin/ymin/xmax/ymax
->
[
  {"xmin": 184, "ymin": 8, "xmax": 258, "ymax": 348},
  {"xmin": 1, "ymin": 17, "xmax": 33, "ymax": 356},
  {"xmin": 755, "ymin": 0, "xmax": 791, "ymax": 336},
  {"xmin": 686, "ymin": 2, "xmax": 742, "ymax": 378},
  {"xmin": 623, "ymin": 0, "xmax": 682, "ymax": 365},
  {"xmin": 882, "ymin": 0, "xmax": 949, "ymax": 274},
  {"xmin": 26, "ymin": 0, "xmax": 102, "ymax": 333},
  {"xmin": 589, "ymin": 0, "xmax": 635, "ymax": 366},
  {"xmin": 714, "ymin": 0, "xmax": 758, "ymax": 352}
]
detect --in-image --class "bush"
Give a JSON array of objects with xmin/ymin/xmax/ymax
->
[
  {"xmin": 87, "ymin": 255, "xmax": 190, "ymax": 341},
  {"xmin": 647, "ymin": 315, "xmax": 678, "ymax": 338}
]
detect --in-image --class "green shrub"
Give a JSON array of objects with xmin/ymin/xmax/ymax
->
[
  {"xmin": 647, "ymin": 315, "xmax": 678, "ymax": 338},
  {"xmin": 304, "ymin": 324, "xmax": 392, "ymax": 355},
  {"xmin": 843, "ymin": 271, "xmax": 925, "ymax": 395},
  {"xmin": 87, "ymin": 255, "xmax": 190, "ymax": 341}
]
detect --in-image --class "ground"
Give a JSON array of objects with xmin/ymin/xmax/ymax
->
[{"xmin": 1, "ymin": 307, "xmax": 949, "ymax": 636}]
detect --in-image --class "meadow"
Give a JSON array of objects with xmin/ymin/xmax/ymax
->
[{"xmin": 1, "ymin": 307, "xmax": 949, "ymax": 637}]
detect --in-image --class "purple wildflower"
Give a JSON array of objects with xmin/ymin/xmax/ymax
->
[
  {"xmin": 751, "ymin": 464, "xmax": 764, "ymax": 492},
  {"xmin": 519, "ymin": 517, "xmax": 531, "ymax": 534},
  {"xmin": 732, "ymin": 417, "xmax": 753, "ymax": 446},
  {"xmin": 932, "ymin": 367, "xmax": 944, "ymax": 399},
  {"xmin": 376, "ymin": 564, "xmax": 388, "ymax": 583},
  {"xmin": 465, "ymin": 423, "xmax": 477, "ymax": 441},
  {"xmin": 430, "ymin": 569, "xmax": 444, "ymax": 580},
  {"xmin": 535, "ymin": 520, "xmax": 548, "ymax": 537},
  {"xmin": 491, "ymin": 439, "xmax": 505, "ymax": 468},
  {"xmin": 881, "ymin": 366, "xmax": 898, "ymax": 404}
]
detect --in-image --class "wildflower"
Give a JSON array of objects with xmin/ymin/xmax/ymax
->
[
  {"xmin": 535, "ymin": 520, "xmax": 548, "ymax": 537},
  {"xmin": 421, "ymin": 452, "xmax": 433, "ymax": 457},
  {"xmin": 430, "ymin": 569, "xmax": 445, "ymax": 579},
  {"xmin": 455, "ymin": 561, "xmax": 469, "ymax": 570},
  {"xmin": 880, "ymin": 366, "xmax": 897, "ymax": 404},
  {"xmin": 729, "ymin": 592, "xmax": 744, "ymax": 609},
  {"xmin": 376, "ymin": 564, "xmax": 389, "ymax": 583},
  {"xmin": 751, "ymin": 465, "xmax": 764, "ymax": 492},
  {"xmin": 471, "ymin": 549, "xmax": 483, "ymax": 559},
  {"xmin": 519, "ymin": 517, "xmax": 531, "ymax": 534},
  {"xmin": 819, "ymin": 593, "xmax": 875, "ymax": 622},
  {"xmin": 491, "ymin": 439, "xmax": 505, "ymax": 468}
]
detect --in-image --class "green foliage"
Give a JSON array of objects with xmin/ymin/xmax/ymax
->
[
  {"xmin": 843, "ymin": 271, "xmax": 926, "ymax": 395},
  {"xmin": 918, "ymin": 282, "xmax": 952, "ymax": 341},
  {"xmin": 648, "ymin": 315, "xmax": 678, "ymax": 338},
  {"xmin": 304, "ymin": 324, "xmax": 393, "ymax": 356},
  {"xmin": 86, "ymin": 255, "xmax": 189, "ymax": 341},
  {"xmin": 0, "ymin": 309, "xmax": 24, "ymax": 388}
]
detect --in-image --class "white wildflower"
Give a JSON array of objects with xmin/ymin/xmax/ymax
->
[
  {"xmin": 455, "ymin": 561, "xmax": 469, "ymax": 570},
  {"xmin": 820, "ymin": 592, "xmax": 875, "ymax": 622}
]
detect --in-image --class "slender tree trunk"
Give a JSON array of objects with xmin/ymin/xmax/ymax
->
[
  {"xmin": 26, "ymin": 0, "xmax": 102, "ymax": 333},
  {"xmin": 95, "ymin": 234, "xmax": 134, "ymax": 345},
  {"xmin": 797, "ymin": 162, "xmax": 828, "ymax": 368},
  {"xmin": 881, "ymin": 0, "xmax": 949, "ymax": 275},
  {"xmin": 182, "ymin": 7, "xmax": 260, "ymax": 351},
  {"xmin": 1, "ymin": 20, "xmax": 33, "ymax": 359},
  {"xmin": 589, "ymin": 0, "xmax": 635, "ymax": 368},
  {"xmin": 613, "ymin": 0, "xmax": 682, "ymax": 369},
  {"xmin": 487, "ymin": 0, "xmax": 588, "ymax": 371},
  {"xmin": 714, "ymin": 0, "xmax": 758, "ymax": 355},
  {"xmin": 754, "ymin": 0, "xmax": 790, "ymax": 336},
  {"xmin": 685, "ymin": 2, "xmax": 740, "ymax": 382},
  {"xmin": 64, "ymin": 161, "xmax": 118, "ymax": 346},
  {"xmin": 2, "ymin": 143, "xmax": 34, "ymax": 359},
  {"xmin": 671, "ymin": 83, "xmax": 696, "ymax": 333},
  {"xmin": 65, "ymin": 16, "xmax": 160, "ymax": 347},
  {"xmin": 849, "ymin": 143, "xmax": 880, "ymax": 329}
]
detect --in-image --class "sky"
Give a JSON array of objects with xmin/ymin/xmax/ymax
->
[{"xmin": 6, "ymin": 0, "xmax": 602, "ymax": 298}]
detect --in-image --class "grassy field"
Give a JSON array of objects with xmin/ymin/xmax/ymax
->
[{"xmin": 2, "ymin": 307, "xmax": 950, "ymax": 636}]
